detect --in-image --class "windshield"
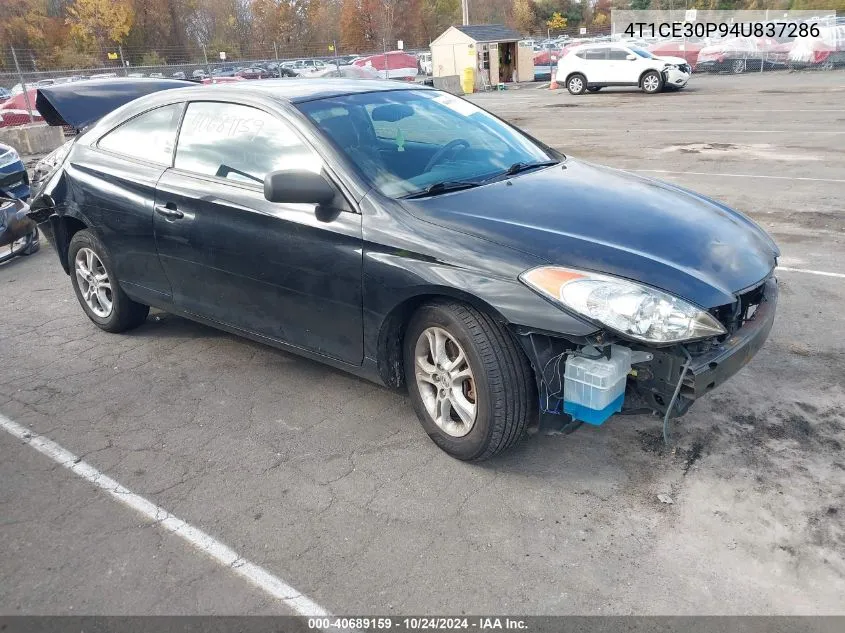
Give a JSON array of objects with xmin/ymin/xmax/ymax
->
[
  {"xmin": 297, "ymin": 89, "xmax": 556, "ymax": 198},
  {"xmin": 631, "ymin": 47, "xmax": 655, "ymax": 59}
]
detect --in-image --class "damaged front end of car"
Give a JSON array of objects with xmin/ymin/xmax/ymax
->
[{"xmin": 512, "ymin": 267, "xmax": 778, "ymax": 435}]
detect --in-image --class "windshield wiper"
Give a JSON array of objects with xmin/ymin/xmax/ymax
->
[
  {"xmin": 401, "ymin": 180, "xmax": 482, "ymax": 199},
  {"xmin": 504, "ymin": 160, "xmax": 560, "ymax": 176}
]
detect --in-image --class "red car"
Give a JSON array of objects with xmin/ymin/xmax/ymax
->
[
  {"xmin": 648, "ymin": 40, "xmax": 706, "ymax": 71},
  {"xmin": 352, "ymin": 52, "xmax": 418, "ymax": 80},
  {"xmin": 0, "ymin": 89, "xmax": 44, "ymax": 127}
]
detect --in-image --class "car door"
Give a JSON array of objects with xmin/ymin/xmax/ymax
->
[
  {"xmin": 581, "ymin": 47, "xmax": 610, "ymax": 83},
  {"xmin": 606, "ymin": 47, "xmax": 636, "ymax": 83},
  {"xmin": 153, "ymin": 100, "xmax": 364, "ymax": 364},
  {"xmin": 76, "ymin": 102, "xmax": 183, "ymax": 305}
]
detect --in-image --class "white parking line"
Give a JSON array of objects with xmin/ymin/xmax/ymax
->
[
  {"xmin": 630, "ymin": 169, "xmax": 845, "ymax": 184},
  {"xmin": 0, "ymin": 413, "xmax": 333, "ymax": 623},
  {"xmin": 778, "ymin": 266, "xmax": 845, "ymax": 279}
]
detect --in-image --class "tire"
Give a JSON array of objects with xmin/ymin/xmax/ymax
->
[
  {"xmin": 567, "ymin": 73, "xmax": 587, "ymax": 95},
  {"xmin": 403, "ymin": 301, "xmax": 535, "ymax": 461},
  {"xmin": 641, "ymin": 70, "xmax": 663, "ymax": 94},
  {"xmin": 730, "ymin": 58, "xmax": 746, "ymax": 74},
  {"xmin": 68, "ymin": 229, "xmax": 149, "ymax": 333},
  {"xmin": 586, "ymin": 86, "xmax": 601, "ymax": 93}
]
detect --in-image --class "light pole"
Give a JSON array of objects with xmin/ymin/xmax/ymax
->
[{"xmin": 461, "ymin": 0, "xmax": 469, "ymax": 25}]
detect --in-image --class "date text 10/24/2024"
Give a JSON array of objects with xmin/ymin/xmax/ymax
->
[{"xmin": 308, "ymin": 618, "xmax": 528, "ymax": 630}]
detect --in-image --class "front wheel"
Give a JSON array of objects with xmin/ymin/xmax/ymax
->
[
  {"xmin": 641, "ymin": 70, "xmax": 663, "ymax": 94},
  {"xmin": 68, "ymin": 229, "xmax": 149, "ymax": 332},
  {"xmin": 404, "ymin": 301, "xmax": 535, "ymax": 461}
]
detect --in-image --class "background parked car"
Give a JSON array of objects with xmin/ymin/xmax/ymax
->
[
  {"xmin": 301, "ymin": 65, "xmax": 379, "ymax": 79},
  {"xmin": 192, "ymin": 69, "xmax": 208, "ymax": 79},
  {"xmin": 211, "ymin": 65, "xmax": 238, "ymax": 77},
  {"xmin": 236, "ymin": 66, "xmax": 273, "ymax": 79},
  {"xmin": 0, "ymin": 87, "xmax": 10, "ymax": 102},
  {"xmin": 0, "ymin": 89, "xmax": 44, "ymax": 127},
  {"xmin": 334, "ymin": 54, "xmax": 362, "ymax": 66},
  {"xmin": 789, "ymin": 24, "xmax": 845, "ymax": 69},
  {"xmin": 0, "ymin": 142, "xmax": 30, "ymax": 200},
  {"xmin": 352, "ymin": 51, "xmax": 418, "ymax": 80},
  {"xmin": 201, "ymin": 76, "xmax": 246, "ymax": 85},
  {"xmin": 648, "ymin": 39, "xmax": 707, "ymax": 71},
  {"xmin": 696, "ymin": 37, "xmax": 786, "ymax": 73}
]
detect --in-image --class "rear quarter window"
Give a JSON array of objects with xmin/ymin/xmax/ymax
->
[{"xmin": 97, "ymin": 104, "xmax": 183, "ymax": 165}]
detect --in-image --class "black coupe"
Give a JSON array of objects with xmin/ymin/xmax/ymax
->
[{"xmin": 29, "ymin": 78, "xmax": 779, "ymax": 460}]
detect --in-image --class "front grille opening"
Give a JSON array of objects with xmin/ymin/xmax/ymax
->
[{"xmin": 710, "ymin": 281, "xmax": 767, "ymax": 334}]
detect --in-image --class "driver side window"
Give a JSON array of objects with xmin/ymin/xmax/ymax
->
[{"xmin": 174, "ymin": 101, "xmax": 320, "ymax": 184}]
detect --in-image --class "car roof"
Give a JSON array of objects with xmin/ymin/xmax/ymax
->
[{"xmin": 162, "ymin": 78, "xmax": 431, "ymax": 104}]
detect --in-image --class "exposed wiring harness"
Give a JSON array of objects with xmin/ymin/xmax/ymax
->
[{"xmin": 663, "ymin": 345, "xmax": 693, "ymax": 445}]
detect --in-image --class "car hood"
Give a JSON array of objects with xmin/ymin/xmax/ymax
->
[
  {"xmin": 655, "ymin": 55, "xmax": 690, "ymax": 66},
  {"xmin": 36, "ymin": 78, "xmax": 191, "ymax": 129},
  {"xmin": 403, "ymin": 160, "xmax": 779, "ymax": 308}
]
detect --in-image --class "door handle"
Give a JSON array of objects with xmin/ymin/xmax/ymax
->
[{"xmin": 155, "ymin": 204, "xmax": 184, "ymax": 220}]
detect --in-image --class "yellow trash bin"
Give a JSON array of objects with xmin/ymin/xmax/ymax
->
[{"xmin": 461, "ymin": 67, "xmax": 475, "ymax": 94}]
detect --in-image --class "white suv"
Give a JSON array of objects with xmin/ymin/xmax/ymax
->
[{"xmin": 556, "ymin": 44, "xmax": 691, "ymax": 95}]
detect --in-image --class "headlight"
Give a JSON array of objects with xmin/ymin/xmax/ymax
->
[
  {"xmin": 519, "ymin": 266, "xmax": 727, "ymax": 344},
  {"xmin": 0, "ymin": 146, "xmax": 21, "ymax": 169}
]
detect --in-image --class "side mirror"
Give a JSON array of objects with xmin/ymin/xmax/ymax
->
[
  {"xmin": 626, "ymin": 54, "xmax": 637, "ymax": 61},
  {"xmin": 264, "ymin": 170, "xmax": 335, "ymax": 206}
]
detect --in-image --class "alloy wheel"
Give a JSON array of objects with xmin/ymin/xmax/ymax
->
[
  {"xmin": 75, "ymin": 247, "xmax": 113, "ymax": 318},
  {"xmin": 414, "ymin": 326, "xmax": 477, "ymax": 437},
  {"xmin": 568, "ymin": 77, "xmax": 583, "ymax": 93},
  {"xmin": 643, "ymin": 75, "xmax": 660, "ymax": 92},
  {"xmin": 731, "ymin": 59, "xmax": 746, "ymax": 74}
]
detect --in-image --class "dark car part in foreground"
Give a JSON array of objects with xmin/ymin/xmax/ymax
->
[
  {"xmin": 29, "ymin": 79, "xmax": 779, "ymax": 460},
  {"xmin": 0, "ymin": 142, "xmax": 38, "ymax": 263},
  {"xmin": 0, "ymin": 142, "xmax": 30, "ymax": 200},
  {"xmin": 1, "ymin": 194, "xmax": 39, "ymax": 263}
]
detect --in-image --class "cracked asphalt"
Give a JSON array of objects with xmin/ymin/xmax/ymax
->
[{"xmin": 1, "ymin": 70, "xmax": 844, "ymax": 615}]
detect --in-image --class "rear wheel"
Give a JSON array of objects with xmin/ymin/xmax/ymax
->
[
  {"xmin": 403, "ymin": 301, "xmax": 535, "ymax": 461},
  {"xmin": 68, "ymin": 230, "xmax": 149, "ymax": 332},
  {"xmin": 641, "ymin": 70, "xmax": 663, "ymax": 94},
  {"xmin": 567, "ymin": 73, "xmax": 587, "ymax": 95}
]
